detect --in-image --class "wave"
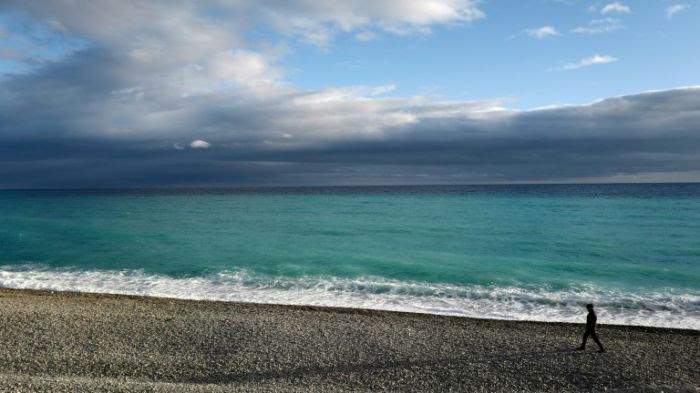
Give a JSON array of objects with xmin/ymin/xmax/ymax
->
[{"xmin": 1, "ymin": 264, "xmax": 698, "ymax": 330}]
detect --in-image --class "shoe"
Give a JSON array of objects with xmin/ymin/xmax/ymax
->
[
  {"xmin": 576, "ymin": 347, "xmax": 585, "ymax": 351},
  {"xmin": 598, "ymin": 349, "xmax": 606, "ymax": 353}
]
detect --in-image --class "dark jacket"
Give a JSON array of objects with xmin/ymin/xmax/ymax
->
[{"xmin": 586, "ymin": 311, "xmax": 597, "ymax": 331}]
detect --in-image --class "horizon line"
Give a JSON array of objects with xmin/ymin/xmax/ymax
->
[{"xmin": 2, "ymin": 181, "xmax": 699, "ymax": 192}]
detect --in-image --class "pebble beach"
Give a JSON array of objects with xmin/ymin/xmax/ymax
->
[{"xmin": 0, "ymin": 288, "xmax": 697, "ymax": 392}]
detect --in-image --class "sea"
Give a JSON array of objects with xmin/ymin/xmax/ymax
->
[{"xmin": 1, "ymin": 183, "xmax": 698, "ymax": 329}]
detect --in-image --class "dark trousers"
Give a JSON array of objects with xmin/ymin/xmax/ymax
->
[{"xmin": 581, "ymin": 329, "xmax": 604, "ymax": 350}]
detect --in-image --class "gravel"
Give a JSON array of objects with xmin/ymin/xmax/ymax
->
[{"xmin": 0, "ymin": 288, "xmax": 697, "ymax": 392}]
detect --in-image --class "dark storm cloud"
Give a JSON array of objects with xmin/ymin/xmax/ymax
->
[{"xmin": 2, "ymin": 86, "xmax": 699, "ymax": 187}]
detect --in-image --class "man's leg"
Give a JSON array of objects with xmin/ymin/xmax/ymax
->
[
  {"xmin": 578, "ymin": 331, "xmax": 590, "ymax": 349},
  {"xmin": 591, "ymin": 331, "xmax": 605, "ymax": 352}
]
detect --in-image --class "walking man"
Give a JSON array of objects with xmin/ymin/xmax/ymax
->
[{"xmin": 577, "ymin": 303, "xmax": 605, "ymax": 352}]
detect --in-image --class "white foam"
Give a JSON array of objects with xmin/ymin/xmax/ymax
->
[{"xmin": 1, "ymin": 265, "xmax": 698, "ymax": 330}]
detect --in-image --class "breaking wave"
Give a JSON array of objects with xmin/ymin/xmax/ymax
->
[{"xmin": 1, "ymin": 264, "xmax": 698, "ymax": 330}]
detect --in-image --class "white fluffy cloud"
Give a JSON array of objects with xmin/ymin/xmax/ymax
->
[
  {"xmin": 0, "ymin": 0, "xmax": 492, "ymax": 146},
  {"xmin": 0, "ymin": 0, "xmax": 485, "ymax": 65},
  {"xmin": 355, "ymin": 31, "xmax": 378, "ymax": 41},
  {"xmin": 571, "ymin": 18, "xmax": 622, "ymax": 34},
  {"xmin": 190, "ymin": 140, "xmax": 211, "ymax": 149},
  {"xmin": 666, "ymin": 4, "xmax": 689, "ymax": 18},
  {"xmin": 601, "ymin": 2, "xmax": 631, "ymax": 14},
  {"xmin": 525, "ymin": 26, "xmax": 559, "ymax": 39},
  {"xmin": 560, "ymin": 54, "xmax": 618, "ymax": 71},
  {"xmin": 262, "ymin": 0, "xmax": 484, "ymax": 46}
]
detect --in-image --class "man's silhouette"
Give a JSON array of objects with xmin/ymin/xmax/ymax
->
[{"xmin": 577, "ymin": 303, "xmax": 605, "ymax": 352}]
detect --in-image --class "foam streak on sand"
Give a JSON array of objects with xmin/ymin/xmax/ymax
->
[{"xmin": 1, "ymin": 265, "xmax": 698, "ymax": 330}]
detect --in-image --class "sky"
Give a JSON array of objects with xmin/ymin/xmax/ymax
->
[{"xmin": 0, "ymin": 0, "xmax": 699, "ymax": 188}]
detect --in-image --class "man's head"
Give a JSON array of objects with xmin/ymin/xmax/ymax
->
[{"xmin": 586, "ymin": 304, "xmax": 594, "ymax": 311}]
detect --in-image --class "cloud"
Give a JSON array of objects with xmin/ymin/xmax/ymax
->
[
  {"xmin": 571, "ymin": 18, "xmax": 622, "ymax": 34},
  {"xmin": 666, "ymin": 4, "xmax": 689, "ymax": 18},
  {"xmin": 190, "ymin": 140, "xmax": 211, "ymax": 149},
  {"xmin": 355, "ymin": 31, "xmax": 378, "ymax": 41},
  {"xmin": 255, "ymin": 0, "xmax": 484, "ymax": 47},
  {"xmin": 1, "ymin": 66, "xmax": 699, "ymax": 186},
  {"xmin": 0, "ymin": 1, "xmax": 484, "ymax": 53},
  {"xmin": 525, "ymin": 26, "xmax": 560, "ymax": 39},
  {"xmin": 0, "ymin": 2, "xmax": 699, "ymax": 187},
  {"xmin": 601, "ymin": 2, "xmax": 631, "ymax": 14},
  {"xmin": 559, "ymin": 54, "xmax": 618, "ymax": 71}
]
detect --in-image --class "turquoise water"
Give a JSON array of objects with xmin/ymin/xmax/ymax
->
[{"xmin": 1, "ymin": 184, "xmax": 699, "ymax": 328}]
